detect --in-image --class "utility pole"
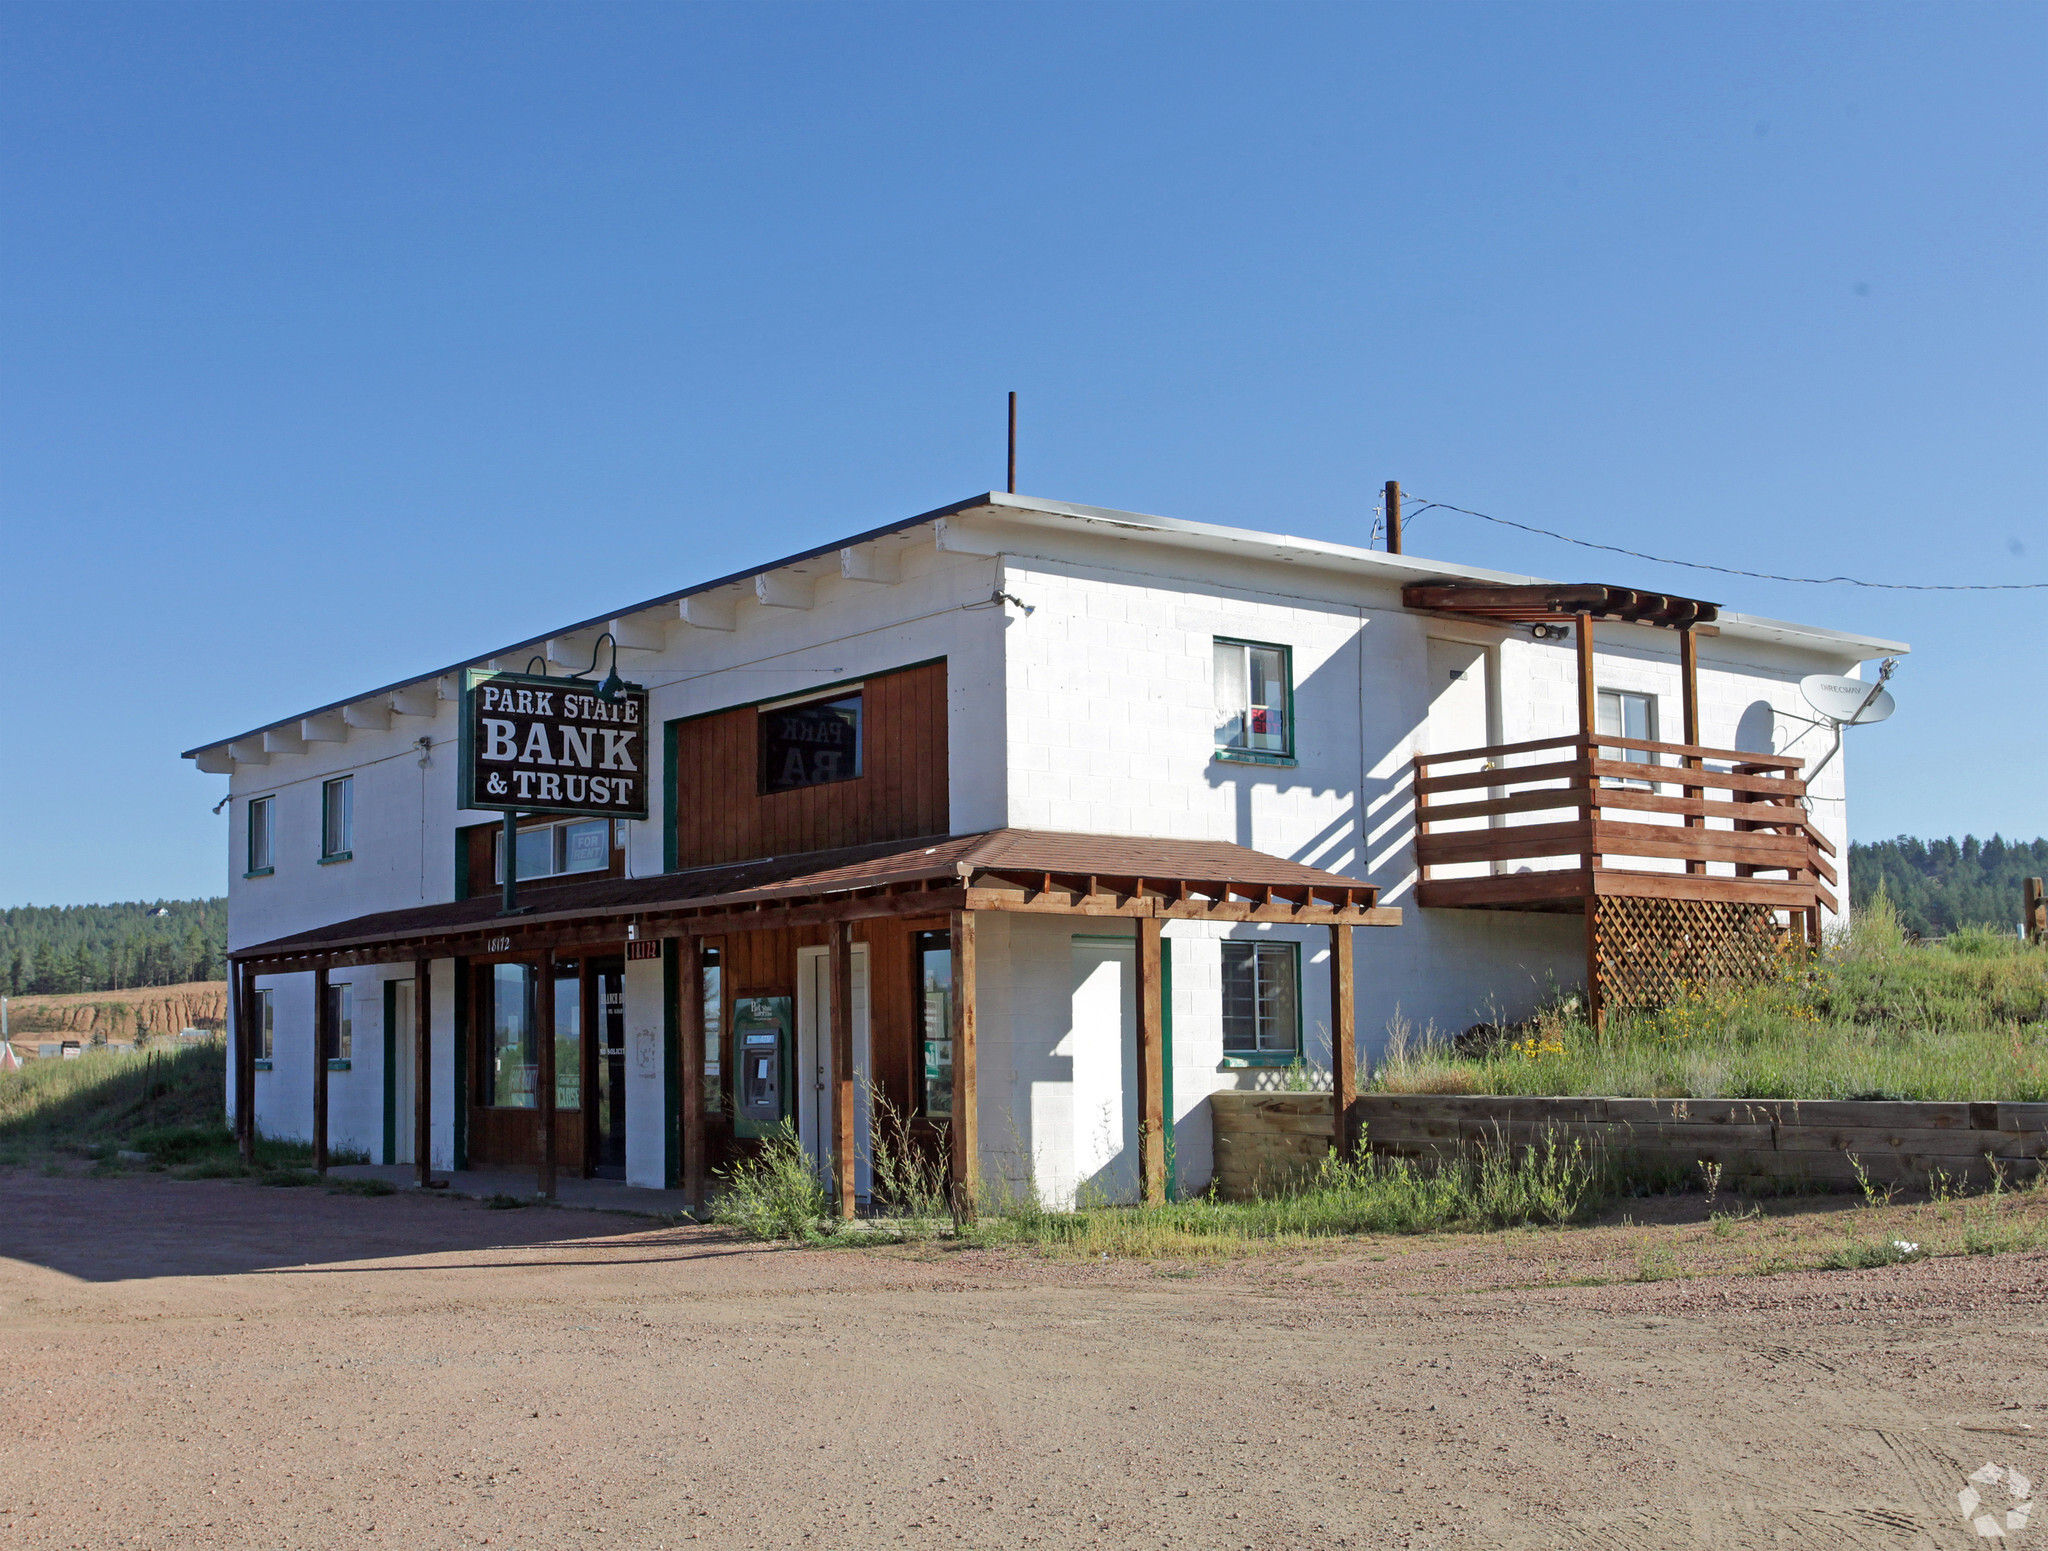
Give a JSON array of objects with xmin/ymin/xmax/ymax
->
[
  {"xmin": 1384, "ymin": 480, "xmax": 1402, "ymax": 554},
  {"xmin": 1007, "ymin": 392, "xmax": 1017, "ymax": 494}
]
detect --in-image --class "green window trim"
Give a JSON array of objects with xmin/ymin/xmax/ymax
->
[
  {"xmin": 1220, "ymin": 937, "xmax": 1304, "ymax": 1061},
  {"xmin": 317, "ymin": 851, "xmax": 353, "ymax": 866},
  {"xmin": 326, "ymin": 1058, "xmax": 352, "ymax": 1072},
  {"xmin": 242, "ymin": 867, "xmax": 276, "ymax": 879},
  {"xmin": 1211, "ymin": 749, "xmax": 1298, "ymax": 769},
  {"xmin": 253, "ymin": 1058, "xmax": 273, "ymax": 1072},
  {"xmin": 1212, "ymin": 637, "xmax": 1296, "ymax": 764}
]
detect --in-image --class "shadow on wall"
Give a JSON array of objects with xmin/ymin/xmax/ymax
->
[
  {"xmin": 1735, "ymin": 700, "xmax": 1779, "ymax": 754},
  {"xmin": 1200, "ymin": 633, "xmax": 1409, "ymax": 886}
]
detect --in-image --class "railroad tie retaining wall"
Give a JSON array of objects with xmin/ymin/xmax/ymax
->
[{"xmin": 1207, "ymin": 1091, "xmax": 2048, "ymax": 1201}]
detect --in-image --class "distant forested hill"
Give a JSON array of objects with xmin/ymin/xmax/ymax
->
[
  {"xmin": 1, "ymin": 900, "xmax": 226, "ymax": 995},
  {"xmin": 1850, "ymin": 836, "xmax": 2048, "ymax": 938}
]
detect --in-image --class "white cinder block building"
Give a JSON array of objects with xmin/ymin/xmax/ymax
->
[{"xmin": 187, "ymin": 492, "xmax": 1906, "ymax": 1208}]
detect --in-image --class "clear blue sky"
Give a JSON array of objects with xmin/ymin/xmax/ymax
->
[{"xmin": 2, "ymin": 1, "xmax": 2041, "ymax": 907}]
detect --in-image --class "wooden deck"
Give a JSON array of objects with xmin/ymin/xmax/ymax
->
[{"xmin": 1413, "ymin": 732, "xmax": 1837, "ymax": 916}]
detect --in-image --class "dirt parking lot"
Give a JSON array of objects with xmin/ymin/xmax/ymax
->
[{"xmin": 1, "ymin": 1172, "xmax": 2043, "ymax": 1551}]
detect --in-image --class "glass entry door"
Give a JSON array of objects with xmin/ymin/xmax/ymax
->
[{"xmin": 592, "ymin": 957, "xmax": 627, "ymax": 1178}]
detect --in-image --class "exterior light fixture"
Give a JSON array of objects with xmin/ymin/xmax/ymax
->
[{"xmin": 571, "ymin": 632, "xmax": 631, "ymax": 703}]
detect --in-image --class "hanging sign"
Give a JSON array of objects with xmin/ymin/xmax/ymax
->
[{"xmin": 459, "ymin": 669, "xmax": 649, "ymax": 819}]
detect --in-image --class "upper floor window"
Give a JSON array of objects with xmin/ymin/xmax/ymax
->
[
  {"xmin": 760, "ymin": 690, "xmax": 863, "ymax": 793},
  {"xmin": 494, "ymin": 817, "xmax": 614, "ymax": 884},
  {"xmin": 1213, "ymin": 640, "xmax": 1292, "ymax": 763},
  {"xmin": 246, "ymin": 796, "xmax": 275, "ymax": 876},
  {"xmin": 1596, "ymin": 689, "xmax": 1658, "ymax": 770},
  {"xmin": 321, "ymin": 776, "xmax": 353, "ymax": 861},
  {"xmin": 1221, "ymin": 940, "xmax": 1300, "ymax": 1060},
  {"xmin": 252, "ymin": 988, "xmax": 274, "ymax": 1062}
]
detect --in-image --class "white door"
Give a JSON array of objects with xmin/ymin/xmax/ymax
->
[
  {"xmin": 1069, "ymin": 937, "xmax": 1138, "ymax": 1206},
  {"xmin": 1423, "ymin": 639, "xmax": 1498, "ymax": 879},
  {"xmin": 390, "ymin": 979, "xmax": 415, "ymax": 1167},
  {"xmin": 795, "ymin": 946, "xmax": 871, "ymax": 1203}
]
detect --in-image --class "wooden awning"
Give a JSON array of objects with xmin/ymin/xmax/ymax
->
[
  {"xmin": 1402, "ymin": 581, "xmax": 1718, "ymax": 630},
  {"xmin": 233, "ymin": 828, "xmax": 1400, "ymax": 973}
]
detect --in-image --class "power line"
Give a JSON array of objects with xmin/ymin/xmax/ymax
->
[{"xmin": 1397, "ymin": 496, "xmax": 2047, "ymax": 591}]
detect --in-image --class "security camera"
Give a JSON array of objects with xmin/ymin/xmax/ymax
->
[{"xmin": 1531, "ymin": 623, "xmax": 1571, "ymax": 642}]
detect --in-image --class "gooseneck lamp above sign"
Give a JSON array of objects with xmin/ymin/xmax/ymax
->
[{"xmin": 459, "ymin": 632, "xmax": 649, "ymax": 917}]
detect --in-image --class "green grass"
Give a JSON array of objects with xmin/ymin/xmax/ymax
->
[
  {"xmin": 0, "ymin": 1040, "xmax": 363, "ymax": 1177},
  {"xmin": 713, "ymin": 1123, "xmax": 1618, "ymax": 1254},
  {"xmin": 1370, "ymin": 896, "xmax": 2048, "ymax": 1102}
]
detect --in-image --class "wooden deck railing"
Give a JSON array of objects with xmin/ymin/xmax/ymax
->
[{"xmin": 1413, "ymin": 733, "xmax": 1837, "ymax": 912}]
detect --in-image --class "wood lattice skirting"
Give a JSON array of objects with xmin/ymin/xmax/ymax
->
[{"xmin": 1590, "ymin": 895, "xmax": 1782, "ymax": 1010}]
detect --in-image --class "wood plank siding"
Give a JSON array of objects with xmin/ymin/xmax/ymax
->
[
  {"xmin": 669, "ymin": 659, "xmax": 949, "ymax": 870},
  {"xmin": 696, "ymin": 915, "xmax": 948, "ymax": 1178}
]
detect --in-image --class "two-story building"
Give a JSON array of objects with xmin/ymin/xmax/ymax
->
[{"xmin": 186, "ymin": 491, "xmax": 1906, "ymax": 1211}]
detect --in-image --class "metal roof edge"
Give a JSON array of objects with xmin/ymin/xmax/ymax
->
[
  {"xmin": 960, "ymin": 500, "xmax": 1912, "ymax": 659},
  {"xmin": 186, "ymin": 489, "xmax": 1912, "ymax": 760}
]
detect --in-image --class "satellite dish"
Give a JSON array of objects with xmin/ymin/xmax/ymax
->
[{"xmin": 1800, "ymin": 673, "xmax": 1897, "ymax": 726}]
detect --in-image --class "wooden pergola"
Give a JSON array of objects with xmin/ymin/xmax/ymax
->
[
  {"xmin": 1402, "ymin": 581, "xmax": 1835, "ymax": 1023},
  {"xmin": 230, "ymin": 828, "xmax": 1400, "ymax": 1214}
]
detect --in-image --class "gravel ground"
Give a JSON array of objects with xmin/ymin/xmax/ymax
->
[{"xmin": 1, "ymin": 1171, "xmax": 2043, "ymax": 1550}]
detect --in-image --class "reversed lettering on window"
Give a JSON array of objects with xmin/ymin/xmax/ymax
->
[{"xmin": 760, "ymin": 693, "xmax": 862, "ymax": 794}]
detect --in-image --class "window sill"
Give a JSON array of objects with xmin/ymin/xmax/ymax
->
[
  {"xmin": 318, "ymin": 852, "xmax": 352, "ymax": 866},
  {"xmin": 326, "ymin": 1058, "xmax": 352, "ymax": 1072},
  {"xmin": 253, "ymin": 1059, "xmax": 273, "ymax": 1072},
  {"xmin": 243, "ymin": 867, "xmax": 274, "ymax": 879},
  {"xmin": 1212, "ymin": 748, "xmax": 1297, "ymax": 770},
  {"xmin": 1219, "ymin": 1053, "xmax": 1303, "ymax": 1068}
]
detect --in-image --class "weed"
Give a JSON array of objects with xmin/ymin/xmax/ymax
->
[
  {"xmin": 1634, "ymin": 1244, "xmax": 1681, "ymax": 1281},
  {"xmin": 483, "ymin": 1193, "xmax": 530, "ymax": 1210},
  {"xmin": 1360, "ymin": 915, "xmax": 2048, "ymax": 1102},
  {"xmin": 1710, "ymin": 1205, "xmax": 1762, "ymax": 1238},
  {"xmin": 711, "ymin": 1123, "xmax": 836, "ymax": 1243},
  {"xmin": 860, "ymin": 1089, "xmax": 951, "ymax": 1237},
  {"xmin": 257, "ymin": 1168, "xmax": 319, "ymax": 1188},
  {"xmin": 949, "ymin": 1126, "xmax": 1614, "ymax": 1258},
  {"xmin": 1698, "ymin": 1159, "xmax": 1723, "ymax": 1208},
  {"xmin": 1822, "ymin": 1238, "xmax": 1925, "ymax": 1270},
  {"xmin": 327, "ymin": 1177, "xmax": 396, "ymax": 1198},
  {"xmin": 1849, "ymin": 1155, "xmax": 1901, "ymax": 1210}
]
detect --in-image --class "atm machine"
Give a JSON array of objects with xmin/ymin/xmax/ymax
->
[{"xmin": 732, "ymin": 996, "xmax": 792, "ymax": 1139}]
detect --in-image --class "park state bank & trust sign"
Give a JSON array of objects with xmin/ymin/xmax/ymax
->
[{"xmin": 459, "ymin": 669, "xmax": 650, "ymax": 819}]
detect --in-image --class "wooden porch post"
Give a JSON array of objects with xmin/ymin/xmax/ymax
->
[
  {"xmin": 1329, "ymin": 922, "xmax": 1358, "ymax": 1160},
  {"xmin": 413, "ymin": 957, "xmax": 433, "ymax": 1187},
  {"xmin": 1135, "ymin": 916, "xmax": 1166, "ymax": 1206},
  {"xmin": 1575, "ymin": 613, "xmax": 1605, "ymax": 1029},
  {"xmin": 536, "ymin": 949, "xmax": 557, "ymax": 1200},
  {"xmin": 677, "ymin": 935, "xmax": 706, "ymax": 1210},
  {"xmin": 949, "ymin": 910, "xmax": 978, "ymax": 1219},
  {"xmin": 1680, "ymin": 627, "xmax": 1706, "ymax": 877},
  {"xmin": 312, "ymin": 967, "xmax": 331, "ymax": 1175},
  {"xmin": 829, "ymin": 920, "xmax": 858, "ymax": 1219}
]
